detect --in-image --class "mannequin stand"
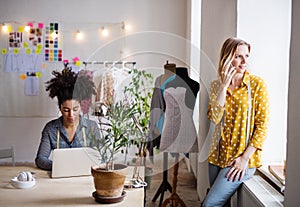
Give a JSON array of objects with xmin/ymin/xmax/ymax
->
[
  {"xmin": 152, "ymin": 152, "xmax": 172, "ymax": 207},
  {"xmin": 161, "ymin": 154, "xmax": 186, "ymax": 207}
]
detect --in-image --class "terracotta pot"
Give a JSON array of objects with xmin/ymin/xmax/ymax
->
[{"xmin": 91, "ymin": 164, "xmax": 129, "ymax": 197}]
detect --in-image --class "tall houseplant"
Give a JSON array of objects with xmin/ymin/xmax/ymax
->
[
  {"xmin": 89, "ymin": 68, "xmax": 153, "ymax": 200},
  {"xmin": 90, "ymin": 100, "xmax": 138, "ymax": 199}
]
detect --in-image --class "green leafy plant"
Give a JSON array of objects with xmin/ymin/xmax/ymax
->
[
  {"xmin": 89, "ymin": 68, "xmax": 153, "ymax": 171},
  {"xmin": 90, "ymin": 101, "xmax": 138, "ymax": 170},
  {"xmin": 124, "ymin": 68, "xmax": 154, "ymax": 150}
]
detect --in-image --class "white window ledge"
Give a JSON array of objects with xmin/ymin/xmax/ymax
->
[{"xmin": 237, "ymin": 175, "xmax": 284, "ymax": 207}]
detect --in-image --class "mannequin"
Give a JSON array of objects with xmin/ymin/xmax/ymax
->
[
  {"xmin": 160, "ymin": 67, "xmax": 199, "ymax": 152},
  {"xmin": 160, "ymin": 67, "xmax": 199, "ymax": 207},
  {"xmin": 148, "ymin": 61, "xmax": 176, "ymax": 206},
  {"xmin": 147, "ymin": 61, "xmax": 176, "ymax": 158}
]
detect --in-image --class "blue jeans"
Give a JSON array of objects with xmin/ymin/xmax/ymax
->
[{"xmin": 202, "ymin": 163, "xmax": 256, "ymax": 207}]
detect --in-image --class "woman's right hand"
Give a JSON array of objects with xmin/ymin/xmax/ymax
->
[{"xmin": 220, "ymin": 57, "xmax": 236, "ymax": 89}]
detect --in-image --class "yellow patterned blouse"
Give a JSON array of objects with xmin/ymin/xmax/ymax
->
[{"xmin": 207, "ymin": 72, "xmax": 270, "ymax": 168}]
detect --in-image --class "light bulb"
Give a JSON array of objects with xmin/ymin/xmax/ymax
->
[
  {"xmin": 76, "ymin": 30, "xmax": 83, "ymax": 40},
  {"xmin": 51, "ymin": 31, "xmax": 58, "ymax": 39},
  {"xmin": 24, "ymin": 26, "xmax": 31, "ymax": 32},
  {"xmin": 101, "ymin": 27, "xmax": 109, "ymax": 37},
  {"xmin": 124, "ymin": 24, "xmax": 131, "ymax": 31},
  {"xmin": 2, "ymin": 24, "xmax": 8, "ymax": 32}
]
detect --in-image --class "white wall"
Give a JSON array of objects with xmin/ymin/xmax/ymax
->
[
  {"xmin": 0, "ymin": 0, "xmax": 188, "ymax": 163},
  {"xmin": 198, "ymin": 0, "xmax": 237, "ymax": 201},
  {"xmin": 237, "ymin": 0, "xmax": 291, "ymax": 164},
  {"xmin": 285, "ymin": 0, "xmax": 300, "ymax": 205}
]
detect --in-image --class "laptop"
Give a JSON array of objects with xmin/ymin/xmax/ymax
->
[{"xmin": 51, "ymin": 147, "xmax": 101, "ymax": 178}]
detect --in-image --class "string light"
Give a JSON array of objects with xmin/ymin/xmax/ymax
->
[
  {"xmin": 76, "ymin": 30, "xmax": 83, "ymax": 40},
  {"xmin": 122, "ymin": 22, "xmax": 131, "ymax": 31},
  {"xmin": 51, "ymin": 31, "xmax": 58, "ymax": 39},
  {"xmin": 101, "ymin": 27, "xmax": 109, "ymax": 37},
  {"xmin": 24, "ymin": 25, "xmax": 31, "ymax": 32},
  {"xmin": 2, "ymin": 23, "xmax": 8, "ymax": 32}
]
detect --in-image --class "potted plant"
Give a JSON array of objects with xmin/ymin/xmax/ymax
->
[
  {"xmin": 90, "ymin": 100, "xmax": 138, "ymax": 200},
  {"xmin": 89, "ymin": 68, "xmax": 154, "ymax": 202}
]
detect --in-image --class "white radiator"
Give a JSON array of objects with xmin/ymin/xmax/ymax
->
[{"xmin": 236, "ymin": 175, "xmax": 284, "ymax": 207}]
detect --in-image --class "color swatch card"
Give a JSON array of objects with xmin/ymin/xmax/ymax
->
[{"xmin": 44, "ymin": 22, "xmax": 62, "ymax": 62}]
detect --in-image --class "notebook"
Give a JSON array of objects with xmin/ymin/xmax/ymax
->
[{"xmin": 51, "ymin": 147, "xmax": 100, "ymax": 178}]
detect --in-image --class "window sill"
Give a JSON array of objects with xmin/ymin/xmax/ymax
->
[{"xmin": 256, "ymin": 164, "xmax": 285, "ymax": 195}]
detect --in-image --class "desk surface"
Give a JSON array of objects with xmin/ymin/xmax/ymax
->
[{"xmin": 0, "ymin": 166, "xmax": 144, "ymax": 207}]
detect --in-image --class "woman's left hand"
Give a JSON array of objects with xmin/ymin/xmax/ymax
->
[{"xmin": 226, "ymin": 156, "xmax": 249, "ymax": 182}]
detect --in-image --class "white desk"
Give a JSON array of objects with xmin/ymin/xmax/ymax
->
[{"xmin": 0, "ymin": 166, "xmax": 144, "ymax": 207}]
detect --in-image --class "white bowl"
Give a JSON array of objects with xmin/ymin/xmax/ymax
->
[{"xmin": 10, "ymin": 177, "xmax": 36, "ymax": 189}]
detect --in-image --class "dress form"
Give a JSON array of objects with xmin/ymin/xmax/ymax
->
[
  {"xmin": 161, "ymin": 67, "xmax": 199, "ymax": 207},
  {"xmin": 149, "ymin": 61, "xmax": 176, "ymax": 206}
]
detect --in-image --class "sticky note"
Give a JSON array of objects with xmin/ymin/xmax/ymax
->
[
  {"xmin": 7, "ymin": 25, "xmax": 12, "ymax": 33},
  {"xmin": 35, "ymin": 49, "xmax": 41, "ymax": 54},
  {"xmin": 36, "ymin": 72, "xmax": 42, "ymax": 78},
  {"xmin": 75, "ymin": 61, "xmax": 81, "ymax": 66},
  {"xmin": 13, "ymin": 48, "xmax": 19, "ymax": 54},
  {"xmin": 2, "ymin": 48, "xmax": 7, "ymax": 54},
  {"xmin": 18, "ymin": 26, "xmax": 24, "ymax": 32},
  {"xmin": 38, "ymin": 23, "xmax": 43, "ymax": 29},
  {"xmin": 26, "ymin": 48, "xmax": 31, "ymax": 54},
  {"xmin": 42, "ymin": 63, "xmax": 46, "ymax": 69},
  {"xmin": 20, "ymin": 74, "xmax": 27, "ymax": 80},
  {"xmin": 28, "ymin": 22, "xmax": 34, "ymax": 27},
  {"xmin": 73, "ymin": 57, "xmax": 80, "ymax": 62},
  {"xmin": 23, "ymin": 42, "xmax": 29, "ymax": 48},
  {"xmin": 36, "ymin": 44, "xmax": 42, "ymax": 50}
]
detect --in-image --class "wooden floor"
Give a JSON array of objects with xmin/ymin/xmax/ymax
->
[{"xmin": 145, "ymin": 159, "xmax": 201, "ymax": 207}]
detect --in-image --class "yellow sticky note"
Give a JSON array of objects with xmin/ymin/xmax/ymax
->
[
  {"xmin": 1, "ymin": 48, "xmax": 7, "ymax": 55},
  {"xmin": 26, "ymin": 48, "xmax": 31, "ymax": 54},
  {"xmin": 23, "ymin": 42, "xmax": 29, "ymax": 48},
  {"xmin": 18, "ymin": 26, "xmax": 24, "ymax": 32},
  {"xmin": 37, "ymin": 44, "xmax": 42, "ymax": 50},
  {"xmin": 75, "ymin": 61, "xmax": 81, "ymax": 66},
  {"xmin": 13, "ymin": 48, "xmax": 19, "ymax": 54},
  {"xmin": 7, "ymin": 25, "xmax": 12, "ymax": 33},
  {"xmin": 36, "ymin": 72, "xmax": 42, "ymax": 78},
  {"xmin": 35, "ymin": 49, "xmax": 41, "ymax": 54}
]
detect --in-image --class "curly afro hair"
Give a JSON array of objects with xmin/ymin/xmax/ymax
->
[{"xmin": 45, "ymin": 68, "xmax": 96, "ymax": 107}]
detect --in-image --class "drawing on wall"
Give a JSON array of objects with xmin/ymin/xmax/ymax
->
[{"xmin": 44, "ymin": 22, "xmax": 62, "ymax": 62}]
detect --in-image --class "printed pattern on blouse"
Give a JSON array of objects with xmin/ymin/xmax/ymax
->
[{"xmin": 207, "ymin": 72, "xmax": 270, "ymax": 168}]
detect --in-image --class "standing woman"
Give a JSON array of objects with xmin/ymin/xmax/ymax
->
[
  {"xmin": 35, "ymin": 68, "xmax": 100, "ymax": 171},
  {"xmin": 202, "ymin": 37, "xmax": 270, "ymax": 207}
]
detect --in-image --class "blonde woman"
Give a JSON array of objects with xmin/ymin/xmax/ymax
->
[{"xmin": 202, "ymin": 37, "xmax": 270, "ymax": 207}]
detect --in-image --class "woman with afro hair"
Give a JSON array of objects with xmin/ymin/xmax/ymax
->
[{"xmin": 35, "ymin": 68, "xmax": 101, "ymax": 170}]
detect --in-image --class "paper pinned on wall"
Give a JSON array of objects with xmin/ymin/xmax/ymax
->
[{"xmin": 24, "ymin": 76, "xmax": 39, "ymax": 96}]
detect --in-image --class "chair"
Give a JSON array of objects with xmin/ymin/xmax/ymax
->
[{"xmin": 0, "ymin": 146, "xmax": 15, "ymax": 166}]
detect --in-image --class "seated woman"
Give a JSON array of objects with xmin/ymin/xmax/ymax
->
[{"xmin": 35, "ymin": 68, "xmax": 101, "ymax": 171}]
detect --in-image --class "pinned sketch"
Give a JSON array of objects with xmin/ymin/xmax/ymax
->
[
  {"xmin": 24, "ymin": 75, "xmax": 39, "ymax": 96},
  {"xmin": 29, "ymin": 27, "xmax": 43, "ymax": 46},
  {"xmin": 9, "ymin": 32, "xmax": 23, "ymax": 48}
]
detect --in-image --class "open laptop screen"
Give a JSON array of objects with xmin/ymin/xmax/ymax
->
[{"xmin": 51, "ymin": 147, "xmax": 100, "ymax": 178}]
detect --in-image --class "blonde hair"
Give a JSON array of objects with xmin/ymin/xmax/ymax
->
[{"xmin": 218, "ymin": 37, "xmax": 251, "ymax": 77}]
